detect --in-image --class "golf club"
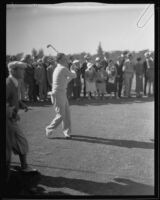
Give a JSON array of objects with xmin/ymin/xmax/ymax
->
[{"xmin": 47, "ymin": 44, "xmax": 59, "ymax": 54}]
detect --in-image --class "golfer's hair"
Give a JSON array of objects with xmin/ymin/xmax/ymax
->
[{"xmin": 56, "ymin": 53, "xmax": 65, "ymax": 63}]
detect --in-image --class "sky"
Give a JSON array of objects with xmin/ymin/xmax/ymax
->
[{"xmin": 6, "ymin": 3, "xmax": 154, "ymax": 56}]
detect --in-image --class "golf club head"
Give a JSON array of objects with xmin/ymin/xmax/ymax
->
[{"xmin": 47, "ymin": 44, "xmax": 51, "ymax": 48}]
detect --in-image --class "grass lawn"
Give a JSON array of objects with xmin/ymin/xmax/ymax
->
[{"xmin": 10, "ymin": 96, "xmax": 154, "ymax": 195}]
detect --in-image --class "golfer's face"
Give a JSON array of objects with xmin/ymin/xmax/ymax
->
[{"xmin": 62, "ymin": 56, "xmax": 68, "ymax": 66}]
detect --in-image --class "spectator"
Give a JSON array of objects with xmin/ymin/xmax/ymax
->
[
  {"xmin": 85, "ymin": 62, "xmax": 97, "ymax": 99},
  {"xmin": 22, "ymin": 55, "xmax": 37, "ymax": 102},
  {"xmin": 42, "ymin": 56, "xmax": 49, "ymax": 96},
  {"xmin": 46, "ymin": 57, "xmax": 56, "ymax": 91},
  {"xmin": 143, "ymin": 52, "xmax": 154, "ymax": 96},
  {"xmin": 134, "ymin": 57, "xmax": 144, "ymax": 98},
  {"xmin": 93, "ymin": 57, "xmax": 102, "ymax": 72},
  {"xmin": 67, "ymin": 56, "xmax": 74, "ymax": 100},
  {"xmin": 115, "ymin": 55, "xmax": 125, "ymax": 98},
  {"xmin": 106, "ymin": 60, "xmax": 117, "ymax": 98},
  {"xmin": 34, "ymin": 59, "xmax": 47, "ymax": 101},
  {"xmin": 81, "ymin": 55, "xmax": 90, "ymax": 98},
  {"xmin": 100, "ymin": 56, "xmax": 109, "ymax": 70},
  {"xmin": 72, "ymin": 60, "xmax": 82, "ymax": 100},
  {"xmin": 95, "ymin": 57, "xmax": 108, "ymax": 100},
  {"xmin": 32, "ymin": 61, "xmax": 39, "ymax": 101},
  {"xmin": 122, "ymin": 53, "xmax": 134, "ymax": 98}
]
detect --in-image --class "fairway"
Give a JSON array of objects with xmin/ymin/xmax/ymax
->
[{"xmin": 11, "ymin": 97, "xmax": 154, "ymax": 195}]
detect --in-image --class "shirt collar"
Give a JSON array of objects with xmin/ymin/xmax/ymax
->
[{"xmin": 9, "ymin": 75, "xmax": 18, "ymax": 87}]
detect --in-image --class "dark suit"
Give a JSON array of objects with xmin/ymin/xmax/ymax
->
[
  {"xmin": 143, "ymin": 59, "xmax": 154, "ymax": 95},
  {"xmin": 81, "ymin": 62, "xmax": 87, "ymax": 97},
  {"xmin": 24, "ymin": 64, "xmax": 37, "ymax": 101},
  {"xmin": 73, "ymin": 67, "xmax": 81, "ymax": 99},
  {"xmin": 115, "ymin": 59, "xmax": 124, "ymax": 97}
]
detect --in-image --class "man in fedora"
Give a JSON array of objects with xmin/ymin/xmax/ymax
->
[
  {"xmin": 45, "ymin": 53, "xmax": 77, "ymax": 138},
  {"xmin": 72, "ymin": 59, "xmax": 82, "ymax": 100},
  {"xmin": 46, "ymin": 57, "xmax": 56, "ymax": 91},
  {"xmin": 81, "ymin": 54, "xmax": 90, "ymax": 98},
  {"xmin": 6, "ymin": 61, "xmax": 37, "ymax": 173},
  {"xmin": 122, "ymin": 53, "xmax": 134, "ymax": 98},
  {"xmin": 143, "ymin": 52, "xmax": 154, "ymax": 96}
]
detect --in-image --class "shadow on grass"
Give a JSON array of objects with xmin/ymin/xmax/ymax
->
[
  {"xmin": 23, "ymin": 96, "xmax": 154, "ymax": 107},
  {"xmin": 4, "ymin": 167, "xmax": 154, "ymax": 196},
  {"xmin": 38, "ymin": 175, "xmax": 154, "ymax": 195},
  {"xmin": 4, "ymin": 168, "xmax": 68, "ymax": 196},
  {"xmin": 4, "ymin": 169, "xmax": 41, "ymax": 196},
  {"xmin": 54, "ymin": 135, "xmax": 154, "ymax": 150}
]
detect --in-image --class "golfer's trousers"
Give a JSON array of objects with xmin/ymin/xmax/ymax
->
[{"xmin": 48, "ymin": 91, "xmax": 71, "ymax": 135}]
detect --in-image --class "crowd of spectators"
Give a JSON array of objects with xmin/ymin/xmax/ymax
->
[{"xmin": 6, "ymin": 50, "xmax": 154, "ymax": 103}]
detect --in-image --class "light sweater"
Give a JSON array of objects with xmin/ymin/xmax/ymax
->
[{"xmin": 52, "ymin": 64, "xmax": 76, "ymax": 93}]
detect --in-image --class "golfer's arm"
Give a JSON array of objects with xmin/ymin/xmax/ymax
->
[{"xmin": 65, "ymin": 68, "xmax": 77, "ymax": 79}]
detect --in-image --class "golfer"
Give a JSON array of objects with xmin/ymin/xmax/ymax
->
[{"xmin": 45, "ymin": 53, "xmax": 77, "ymax": 138}]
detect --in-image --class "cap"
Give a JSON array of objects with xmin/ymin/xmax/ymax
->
[
  {"xmin": 37, "ymin": 59, "xmax": 43, "ymax": 63},
  {"xmin": 73, "ymin": 59, "xmax": 79, "ymax": 64},
  {"xmin": 8, "ymin": 61, "xmax": 26, "ymax": 71},
  {"xmin": 144, "ymin": 52, "xmax": 150, "ymax": 57},
  {"xmin": 87, "ymin": 62, "xmax": 93, "ymax": 69},
  {"xmin": 84, "ymin": 54, "xmax": 90, "ymax": 59},
  {"xmin": 95, "ymin": 57, "xmax": 100, "ymax": 62}
]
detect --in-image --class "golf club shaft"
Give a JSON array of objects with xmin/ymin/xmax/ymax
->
[{"xmin": 47, "ymin": 44, "xmax": 59, "ymax": 53}]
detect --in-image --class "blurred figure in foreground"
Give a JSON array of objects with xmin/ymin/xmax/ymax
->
[{"xmin": 6, "ymin": 61, "xmax": 37, "ymax": 175}]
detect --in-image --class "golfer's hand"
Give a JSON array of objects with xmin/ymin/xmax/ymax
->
[{"xmin": 48, "ymin": 91, "xmax": 54, "ymax": 104}]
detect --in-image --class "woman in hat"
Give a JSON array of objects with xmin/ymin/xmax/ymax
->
[
  {"xmin": 95, "ymin": 57, "xmax": 107, "ymax": 100},
  {"xmin": 106, "ymin": 60, "xmax": 117, "ymax": 98},
  {"xmin": 85, "ymin": 62, "xmax": 97, "ymax": 99},
  {"xmin": 72, "ymin": 60, "xmax": 82, "ymax": 100}
]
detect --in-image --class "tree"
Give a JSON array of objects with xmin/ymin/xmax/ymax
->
[
  {"xmin": 31, "ymin": 48, "xmax": 38, "ymax": 60},
  {"xmin": 97, "ymin": 42, "xmax": 104, "ymax": 60},
  {"xmin": 37, "ymin": 48, "xmax": 44, "ymax": 59}
]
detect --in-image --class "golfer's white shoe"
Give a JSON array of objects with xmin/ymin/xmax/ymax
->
[
  {"xmin": 45, "ymin": 127, "xmax": 55, "ymax": 139},
  {"xmin": 63, "ymin": 129, "xmax": 71, "ymax": 138},
  {"xmin": 64, "ymin": 133, "xmax": 71, "ymax": 139}
]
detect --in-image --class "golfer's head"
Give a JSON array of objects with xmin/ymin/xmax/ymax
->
[{"xmin": 56, "ymin": 53, "xmax": 68, "ymax": 67}]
